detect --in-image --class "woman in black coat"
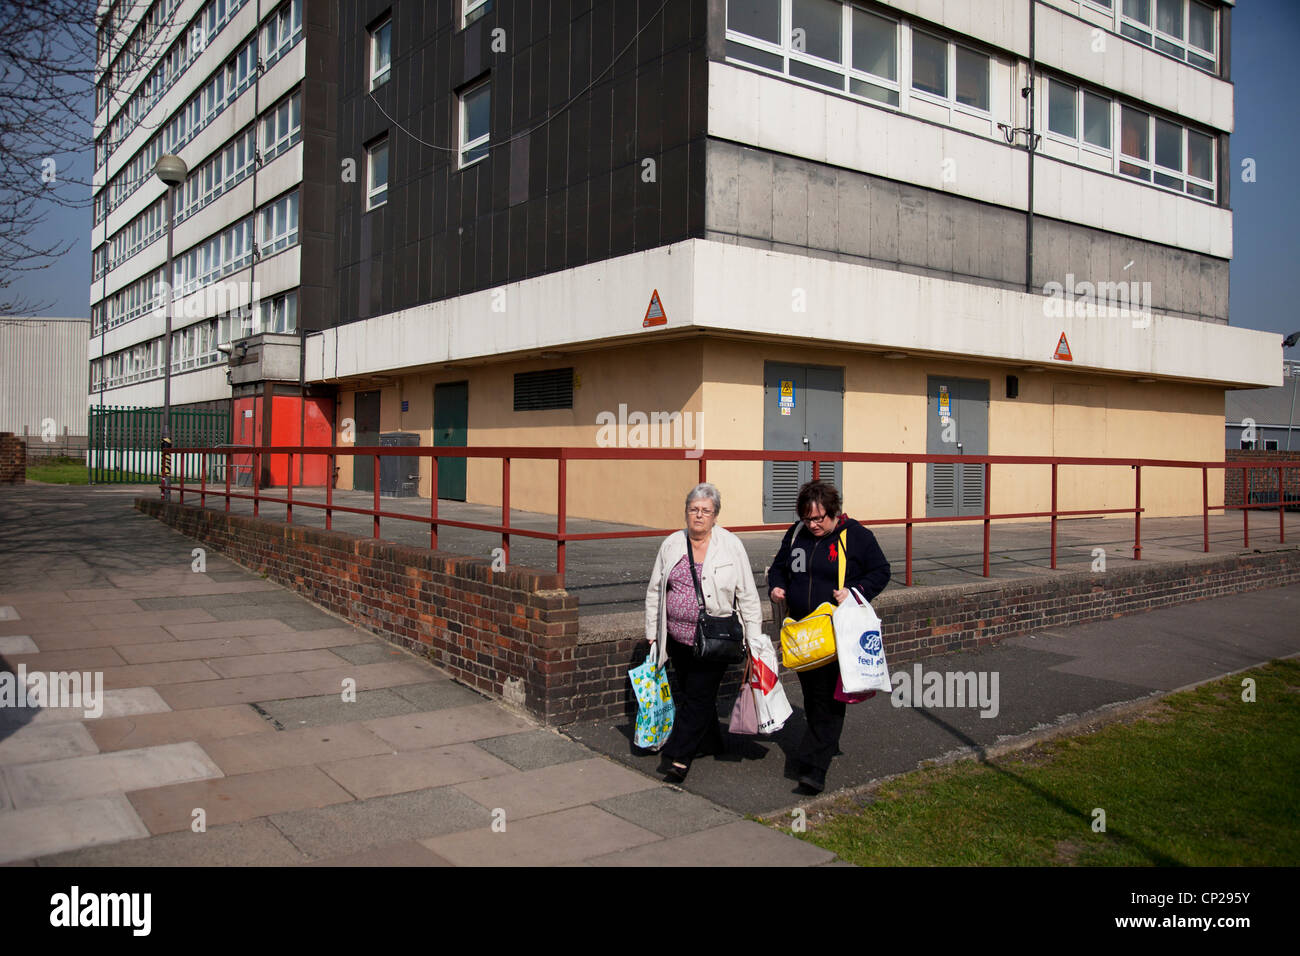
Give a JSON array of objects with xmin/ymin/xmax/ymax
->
[{"xmin": 767, "ymin": 480, "xmax": 890, "ymax": 793}]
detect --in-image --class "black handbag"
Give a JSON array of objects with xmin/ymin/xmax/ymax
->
[{"xmin": 684, "ymin": 531, "xmax": 748, "ymax": 664}]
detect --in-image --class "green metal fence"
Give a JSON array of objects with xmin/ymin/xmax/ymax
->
[{"xmin": 88, "ymin": 405, "xmax": 229, "ymax": 484}]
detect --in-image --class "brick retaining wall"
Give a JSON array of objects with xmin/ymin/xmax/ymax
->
[
  {"xmin": 139, "ymin": 497, "xmax": 1300, "ymax": 727},
  {"xmin": 0, "ymin": 433, "xmax": 26, "ymax": 484}
]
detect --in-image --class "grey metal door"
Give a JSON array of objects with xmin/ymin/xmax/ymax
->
[
  {"xmin": 763, "ymin": 363, "xmax": 843, "ymax": 522},
  {"xmin": 926, "ymin": 376, "xmax": 988, "ymax": 518},
  {"xmin": 353, "ymin": 390, "xmax": 381, "ymax": 491}
]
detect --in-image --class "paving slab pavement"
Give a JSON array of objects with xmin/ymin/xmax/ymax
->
[{"xmin": 0, "ymin": 484, "xmax": 831, "ymax": 866}]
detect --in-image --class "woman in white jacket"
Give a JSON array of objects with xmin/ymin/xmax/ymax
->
[{"xmin": 644, "ymin": 482, "xmax": 765, "ymax": 781}]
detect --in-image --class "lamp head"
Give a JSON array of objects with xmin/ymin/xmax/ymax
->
[{"xmin": 154, "ymin": 154, "xmax": 188, "ymax": 186}]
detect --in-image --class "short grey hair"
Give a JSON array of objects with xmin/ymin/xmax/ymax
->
[{"xmin": 685, "ymin": 482, "xmax": 721, "ymax": 516}]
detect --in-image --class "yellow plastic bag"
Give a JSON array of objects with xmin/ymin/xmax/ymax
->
[
  {"xmin": 779, "ymin": 530, "xmax": 847, "ymax": 672},
  {"xmin": 780, "ymin": 602, "xmax": 838, "ymax": 671}
]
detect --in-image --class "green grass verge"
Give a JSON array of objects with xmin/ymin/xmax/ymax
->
[
  {"xmin": 25, "ymin": 457, "xmax": 90, "ymax": 484},
  {"xmin": 776, "ymin": 659, "xmax": 1300, "ymax": 866}
]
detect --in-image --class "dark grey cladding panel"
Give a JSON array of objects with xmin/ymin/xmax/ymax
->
[
  {"xmin": 334, "ymin": 0, "xmax": 709, "ymax": 327},
  {"xmin": 703, "ymin": 139, "xmax": 1229, "ymax": 325}
]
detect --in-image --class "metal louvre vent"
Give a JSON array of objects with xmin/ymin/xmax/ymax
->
[
  {"xmin": 770, "ymin": 461, "xmax": 801, "ymax": 513},
  {"xmin": 513, "ymin": 368, "xmax": 574, "ymax": 411},
  {"xmin": 961, "ymin": 464, "xmax": 985, "ymax": 510},
  {"xmin": 932, "ymin": 463, "xmax": 956, "ymax": 510}
]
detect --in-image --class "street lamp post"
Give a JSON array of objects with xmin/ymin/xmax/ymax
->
[
  {"xmin": 1284, "ymin": 332, "xmax": 1300, "ymax": 453},
  {"xmin": 154, "ymin": 154, "xmax": 188, "ymax": 499}
]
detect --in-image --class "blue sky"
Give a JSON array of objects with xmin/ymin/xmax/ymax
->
[{"xmin": 12, "ymin": 0, "xmax": 1299, "ymax": 349}]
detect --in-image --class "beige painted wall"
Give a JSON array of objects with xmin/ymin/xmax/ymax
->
[{"xmin": 330, "ymin": 337, "xmax": 1225, "ymax": 527}]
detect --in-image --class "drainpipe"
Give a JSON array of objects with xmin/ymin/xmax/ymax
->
[{"xmin": 1025, "ymin": 0, "xmax": 1037, "ymax": 294}]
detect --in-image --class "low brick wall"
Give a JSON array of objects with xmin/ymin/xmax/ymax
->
[
  {"xmin": 139, "ymin": 497, "xmax": 1300, "ymax": 727},
  {"xmin": 580, "ymin": 545, "xmax": 1300, "ymax": 723},
  {"xmin": 0, "ymin": 433, "xmax": 26, "ymax": 484},
  {"xmin": 1225, "ymin": 450, "xmax": 1300, "ymax": 506},
  {"xmin": 136, "ymin": 498, "xmax": 583, "ymax": 724}
]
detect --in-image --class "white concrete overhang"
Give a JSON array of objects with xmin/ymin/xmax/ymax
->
[{"xmin": 306, "ymin": 239, "xmax": 1281, "ymax": 390}]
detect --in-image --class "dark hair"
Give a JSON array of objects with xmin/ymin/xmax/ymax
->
[{"xmin": 797, "ymin": 480, "xmax": 841, "ymax": 521}]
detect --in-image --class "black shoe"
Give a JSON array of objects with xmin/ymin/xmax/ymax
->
[
  {"xmin": 798, "ymin": 766, "xmax": 826, "ymax": 793},
  {"xmin": 664, "ymin": 759, "xmax": 691, "ymax": 783}
]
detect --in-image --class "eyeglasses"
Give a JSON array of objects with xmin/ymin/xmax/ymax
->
[
  {"xmin": 687, "ymin": 508, "xmax": 715, "ymax": 517},
  {"xmin": 803, "ymin": 511, "xmax": 833, "ymax": 524}
]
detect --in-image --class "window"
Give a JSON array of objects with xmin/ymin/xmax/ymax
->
[
  {"xmin": 910, "ymin": 31, "xmax": 946, "ymax": 98},
  {"xmin": 1046, "ymin": 79, "xmax": 1112, "ymax": 151},
  {"xmin": 1120, "ymin": 106, "xmax": 1215, "ymax": 200},
  {"xmin": 850, "ymin": 7, "xmax": 898, "ymax": 105},
  {"xmin": 261, "ymin": 91, "xmax": 302, "ymax": 162},
  {"xmin": 463, "ymin": 0, "xmax": 491, "ymax": 27},
  {"xmin": 369, "ymin": 16, "xmax": 392, "ymax": 89},
  {"xmin": 514, "ymin": 369, "xmax": 574, "ymax": 411},
  {"xmin": 258, "ymin": 191, "xmax": 299, "ymax": 257},
  {"xmin": 459, "ymin": 80, "xmax": 490, "ymax": 167},
  {"xmin": 910, "ymin": 31, "xmax": 989, "ymax": 113},
  {"xmin": 1119, "ymin": 0, "xmax": 1216, "ymax": 72},
  {"xmin": 366, "ymin": 138, "xmax": 388, "ymax": 209},
  {"xmin": 263, "ymin": 0, "xmax": 303, "ymax": 68},
  {"xmin": 258, "ymin": 291, "xmax": 298, "ymax": 334},
  {"xmin": 1265, "ymin": 440, "xmax": 1279, "ymax": 452}
]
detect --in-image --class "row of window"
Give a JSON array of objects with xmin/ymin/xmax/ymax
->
[
  {"xmin": 92, "ymin": 191, "xmax": 299, "ymax": 335},
  {"xmin": 98, "ymin": 0, "xmax": 253, "ymax": 164},
  {"xmin": 90, "ymin": 292, "xmax": 300, "ymax": 392},
  {"xmin": 724, "ymin": 0, "xmax": 1219, "ymax": 203},
  {"xmin": 94, "ymin": 90, "xmax": 302, "ymax": 285},
  {"xmin": 97, "ymin": 0, "xmax": 183, "ymax": 111},
  {"xmin": 95, "ymin": 0, "xmax": 303, "ymax": 226},
  {"xmin": 1110, "ymin": 0, "xmax": 1217, "ymax": 72}
]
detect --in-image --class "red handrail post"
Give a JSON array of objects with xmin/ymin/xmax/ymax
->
[
  {"xmin": 1133, "ymin": 464, "xmax": 1142, "ymax": 560},
  {"xmin": 430, "ymin": 455, "xmax": 439, "ymax": 550},
  {"xmin": 253, "ymin": 449, "xmax": 261, "ymax": 517},
  {"xmin": 904, "ymin": 461, "xmax": 913, "ymax": 587},
  {"xmin": 326, "ymin": 452, "xmax": 334, "ymax": 531},
  {"xmin": 698, "ymin": 456, "xmax": 706, "ymax": 484},
  {"xmin": 982, "ymin": 461, "xmax": 991, "ymax": 578},
  {"xmin": 373, "ymin": 455, "xmax": 381, "ymax": 539},
  {"xmin": 501, "ymin": 457, "xmax": 511, "ymax": 565},
  {"xmin": 286, "ymin": 452, "xmax": 294, "ymax": 524},
  {"xmin": 1202, "ymin": 465, "xmax": 1209, "ymax": 553},
  {"xmin": 200, "ymin": 451, "xmax": 207, "ymax": 508},
  {"xmin": 557, "ymin": 455, "xmax": 568, "ymax": 585},
  {"xmin": 224, "ymin": 451, "xmax": 231, "ymax": 514},
  {"xmin": 812, "ymin": 460, "xmax": 820, "ymax": 481},
  {"xmin": 1050, "ymin": 462, "xmax": 1058, "ymax": 570}
]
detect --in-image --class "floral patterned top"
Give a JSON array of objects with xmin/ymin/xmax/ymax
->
[{"xmin": 665, "ymin": 553, "xmax": 704, "ymax": 645}]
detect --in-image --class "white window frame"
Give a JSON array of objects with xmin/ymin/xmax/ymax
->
[
  {"xmin": 1117, "ymin": 104, "xmax": 1215, "ymax": 202},
  {"xmin": 369, "ymin": 15, "xmax": 392, "ymax": 90},
  {"xmin": 459, "ymin": 79, "xmax": 490, "ymax": 168},
  {"xmin": 1042, "ymin": 76, "xmax": 1113, "ymax": 157},
  {"xmin": 723, "ymin": 0, "xmax": 903, "ymax": 109},
  {"xmin": 366, "ymin": 137, "xmax": 389, "ymax": 209},
  {"xmin": 908, "ymin": 29, "xmax": 990, "ymax": 117},
  {"xmin": 258, "ymin": 191, "xmax": 299, "ymax": 258},
  {"xmin": 1116, "ymin": 0, "xmax": 1217, "ymax": 73},
  {"xmin": 463, "ymin": 0, "xmax": 491, "ymax": 28}
]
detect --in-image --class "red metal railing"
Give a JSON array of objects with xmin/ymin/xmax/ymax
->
[{"xmin": 164, "ymin": 446, "xmax": 1297, "ymax": 587}]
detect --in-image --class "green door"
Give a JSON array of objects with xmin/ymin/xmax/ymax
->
[{"xmin": 434, "ymin": 381, "xmax": 468, "ymax": 501}]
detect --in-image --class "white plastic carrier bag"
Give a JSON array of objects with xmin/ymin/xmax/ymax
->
[{"xmin": 833, "ymin": 588, "xmax": 892, "ymax": 694}]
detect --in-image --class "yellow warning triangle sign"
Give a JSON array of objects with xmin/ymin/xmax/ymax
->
[
  {"xmin": 643, "ymin": 289, "xmax": 667, "ymax": 328},
  {"xmin": 1054, "ymin": 332, "xmax": 1073, "ymax": 361}
]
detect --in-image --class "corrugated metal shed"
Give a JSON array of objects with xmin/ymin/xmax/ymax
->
[
  {"xmin": 0, "ymin": 316, "xmax": 90, "ymax": 438},
  {"xmin": 1226, "ymin": 361, "xmax": 1300, "ymax": 426}
]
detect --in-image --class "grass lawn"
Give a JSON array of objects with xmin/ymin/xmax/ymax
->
[
  {"xmin": 777, "ymin": 659, "xmax": 1300, "ymax": 866},
  {"xmin": 25, "ymin": 457, "xmax": 89, "ymax": 484}
]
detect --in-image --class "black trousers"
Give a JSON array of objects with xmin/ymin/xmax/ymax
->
[
  {"xmin": 662, "ymin": 637, "xmax": 729, "ymax": 762},
  {"xmin": 795, "ymin": 662, "xmax": 846, "ymax": 771}
]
